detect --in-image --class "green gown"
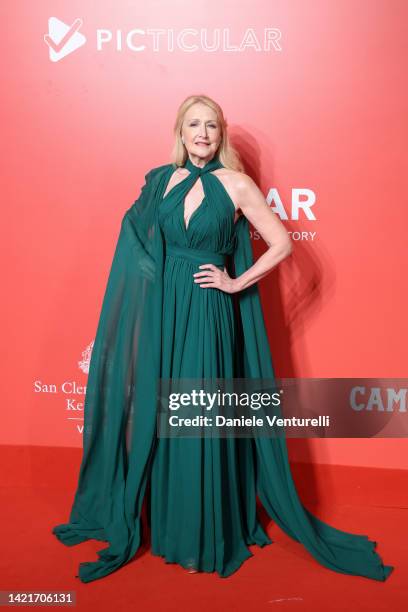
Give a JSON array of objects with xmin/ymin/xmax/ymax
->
[{"xmin": 52, "ymin": 155, "xmax": 393, "ymax": 583}]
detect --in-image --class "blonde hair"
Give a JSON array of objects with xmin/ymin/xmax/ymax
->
[{"xmin": 170, "ymin": 94, "xmax": 244, "ymax": 173}]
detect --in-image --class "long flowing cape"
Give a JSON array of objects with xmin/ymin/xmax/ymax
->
[{"xmin": 53, "ymin": 164, "xmax": 393, "ymax": 583}]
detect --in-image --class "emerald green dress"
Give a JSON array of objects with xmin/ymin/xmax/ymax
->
[{"xmin": 52, "ymin": 155, "xmax": 393, "ymax": 583}]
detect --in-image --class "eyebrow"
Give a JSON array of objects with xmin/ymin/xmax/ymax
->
[{"xmin": 187, "ymin": 118, "xmax": 218, "ymax": 122}]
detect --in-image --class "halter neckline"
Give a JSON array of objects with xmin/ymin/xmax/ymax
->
[{"xmin": 183, "ymin": 155, "xmax": 223, "ymax": 176}]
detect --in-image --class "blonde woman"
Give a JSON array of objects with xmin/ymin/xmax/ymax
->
[{"xmin": 53, "ymin": 95, "xmax": 393, "ymax": 584}]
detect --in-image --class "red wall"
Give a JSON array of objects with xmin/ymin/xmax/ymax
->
[{"xmin": 4, "ymin": 1, "xmax": 407, "ymax": 468}]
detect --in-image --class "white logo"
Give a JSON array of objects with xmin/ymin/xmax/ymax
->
[
  {"xmin": 44, "ymin": 20, "xmax": 281, "ymax": 60},
  {"xmin": 78, "ymin": 340, "xmax": 94, "ymax": 374},
  {"xmin": 44, "ymin": 17, "xmax": 86, "ymax": 62}
]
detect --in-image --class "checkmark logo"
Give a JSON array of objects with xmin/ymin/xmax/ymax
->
[{"xmin": 44, "ymin": 17, "xmax": 86, "ymax": 62}]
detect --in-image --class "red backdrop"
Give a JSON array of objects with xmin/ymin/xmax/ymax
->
[{"xmin": 4, "ymin": 1, "xmax": 407, "ymax": 469}]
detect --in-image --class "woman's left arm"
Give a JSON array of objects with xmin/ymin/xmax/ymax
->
[{"xmin": 194, "ymin": 173, "xmax": 293, "ymax": 294}]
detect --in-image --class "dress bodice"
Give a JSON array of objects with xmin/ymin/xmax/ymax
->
[{"xmin": 158, "ymin": 155, "xmax": 237, "ymax": 254}]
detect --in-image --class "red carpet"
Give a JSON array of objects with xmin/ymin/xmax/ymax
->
[{"xmin": 1, "ymin": 446, "xmax": 406, "ymax": 611}]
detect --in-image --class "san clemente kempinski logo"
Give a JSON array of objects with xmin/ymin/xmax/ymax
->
[{"xmin": 44, "ymin": 17, "xmax": 282, "ymax": 62}]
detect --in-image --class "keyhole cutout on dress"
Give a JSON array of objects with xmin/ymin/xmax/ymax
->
[
  {"xmin": 182, "ymin": 176, "xmax": 205, "ymax": 231},
  {"xmin": 161, "ymin": 167, "xmax": 241, "ymax": 228}
]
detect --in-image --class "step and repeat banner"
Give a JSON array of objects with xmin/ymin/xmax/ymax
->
[{"xmin": 4, "ymin": 1, "xmax": 407, "ymax": 468}]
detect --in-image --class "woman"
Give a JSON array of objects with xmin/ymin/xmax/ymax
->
[{"xmin": 52, "ymin": 94, "xmax": 393, "ymax": 583}]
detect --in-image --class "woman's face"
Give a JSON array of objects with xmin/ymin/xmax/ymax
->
[{"xmin": 181, "ymin": 103, "xmax": 221, "ymax": 162}]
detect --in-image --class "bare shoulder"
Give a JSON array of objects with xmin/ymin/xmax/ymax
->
[
  {"xmin": 213, "ymin": 167, "xmax": 250, "ymax": 184},
  {"xmin": 212, "ymin": 168, "xmax": 257, "ymax": 212}
]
